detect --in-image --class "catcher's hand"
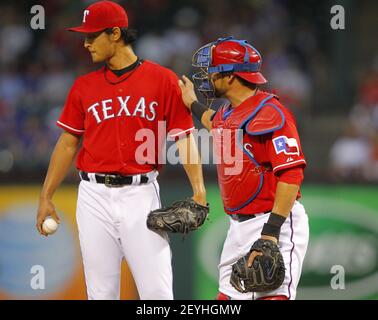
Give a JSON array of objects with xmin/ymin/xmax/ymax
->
[
  {"xmin": 146, "ymin": 198, "xmax": 209, "ymax": 234},
  {"xmin": 230, "ymin": 239, "xmax": 285, "ymax": 293}
]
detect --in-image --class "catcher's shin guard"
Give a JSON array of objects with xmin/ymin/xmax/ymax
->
[
  {"xmin": 216, "ymin": 292, "xmax": 231, "ymax": 300},
  {"xmin": 257, "ymin": 295, "xmax": 288, "ymax": 300}
]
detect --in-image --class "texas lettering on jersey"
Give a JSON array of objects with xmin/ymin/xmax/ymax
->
[
  {"xmin": 86, "ymin": 96, "xmax": 158, "ymax": 124},
  {"xmin": 56, "ymin": 60, "xmax": 194, "ymax": 175}
]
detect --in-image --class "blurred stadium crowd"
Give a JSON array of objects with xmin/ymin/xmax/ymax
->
[
  {"xmin": 0, "ymin": 0, "xmax": 377, "ymax": 182},
  {"xmin": 330, "ymin": 71, "xmax": 378, "ymax": 182}
]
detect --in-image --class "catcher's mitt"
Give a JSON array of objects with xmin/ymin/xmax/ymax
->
[
  {"xmin": 146, "ymin": 198, "xmax": 209, "ymax": 234},
  {"xmin": 230, "ymin": 239, "xmax": 285, "ymax": 293}
]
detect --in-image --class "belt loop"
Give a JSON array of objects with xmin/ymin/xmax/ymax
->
[
  {"xmin": 148, "ymin": 170, "xmax": 158, "ymax": 182},
  {"xmin": 133, "ymin": 174, "xmax": 141, "ymax": 185},
  {"xmin": 88, "ymin": 173, "xmax": 97, "ymax": 183}
]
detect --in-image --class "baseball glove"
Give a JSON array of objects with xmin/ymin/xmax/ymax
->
[
  {"xmin": 230, "ymin": 239, "xmax": 285, "ymax": 293},
  {"xmin": 146, "ymin": 198, "xmax": 209, "ymax": 234}
]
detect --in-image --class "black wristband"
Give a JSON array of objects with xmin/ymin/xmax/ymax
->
[
  {"xmin": 261, "ymin": 212, "xmax": 286, "ymax": 240},
  {"xmin": 191, "ymin": 101, "xmax": 208, "ymax": 121}
]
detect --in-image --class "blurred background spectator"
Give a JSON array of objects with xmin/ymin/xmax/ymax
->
[{"xmin": 329, "ymin": 122, "xmax": 371, "ymax": 182}]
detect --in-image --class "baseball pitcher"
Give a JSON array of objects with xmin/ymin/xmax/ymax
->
[{"xmin": 36, "ymin": 1, "xmax": 207, "ymax": 300}]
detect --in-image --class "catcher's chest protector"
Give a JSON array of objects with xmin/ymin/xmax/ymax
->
[{"xmin": 212, "ymin": 92, "xmax": 281, "ymax": 213}]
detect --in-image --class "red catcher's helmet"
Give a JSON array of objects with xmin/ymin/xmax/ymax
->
[
  {"xmin": 212, "ymin": 39, "xmax": 267, "ymax": 84},
  {"xmin": 192, "ymin": 37, "xmax": 267, "ymax": 98}
]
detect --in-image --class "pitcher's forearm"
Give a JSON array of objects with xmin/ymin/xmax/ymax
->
[
  {"xmin": 41, "ymin": 133, "xmax": 80, "ymax": 200},
  {"xmin": 182, "ymin": 162, "xmax": 206, "ymax": 196},
  {"xmin": 176, "ymin": 134, "xmax": 206, "ymax": 202}
]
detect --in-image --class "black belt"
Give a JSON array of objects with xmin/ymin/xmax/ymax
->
[
  {"xmin": 79, "ymin": 171, "xmax": 149, "ymax": 187},
  {"xmin": 230, "ymin": 211, "xmax": 270, "ymax": 222}
]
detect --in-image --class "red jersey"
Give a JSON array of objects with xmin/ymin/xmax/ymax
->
[
  {"xmin": 212, "ymin": 91, "xmax": 306, "ymax": 215},
  {"xmin": 57, "ymin": 60, "xmax": 194, "ymax": 175}
]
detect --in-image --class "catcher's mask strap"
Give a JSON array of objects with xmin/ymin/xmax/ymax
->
[{"xmin": 208, "ymin": 62, "xmax": 261, "ymax": 74}]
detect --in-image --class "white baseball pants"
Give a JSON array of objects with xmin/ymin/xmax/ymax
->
[
  {"xmin": 76, "ymin": 174, "xmax": 173, "ymax": 300},
  {"xmin": 218, "ymin": 201, "xmax": 309, "ymax": 300}
]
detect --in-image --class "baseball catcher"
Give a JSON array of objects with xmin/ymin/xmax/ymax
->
[
  {"xmin": 147, "ymin": 198, "xmax": 209, "ymax": 234},
  {"xmin": 230, "ymin": 239, "xmax": 285, "ymax": 293},
  {"xmin": 178, "ymin": 36, "xmax": 309, "ymax": 300}
]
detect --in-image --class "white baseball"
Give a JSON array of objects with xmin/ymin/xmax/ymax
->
[{"xmin": 42, "ymin": 217, "xmax": 59, "ymax": 235}]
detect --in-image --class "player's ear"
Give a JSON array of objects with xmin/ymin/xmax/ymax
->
[
  {"xmin": 110, "ymin": 27, "xmax": 122, "ymax": 42},
  {"xmin": 228, "ymin": 74, "xmax": 236, "ymax": 84}
]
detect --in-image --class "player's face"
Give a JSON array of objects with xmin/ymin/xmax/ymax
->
[
  {"xmin": 210, "ymin": 73, "xmax": 229, "ymax": 98},
  {"xmin": 84, "ymin": 30, "xmax": 115, "ymax": 63}
]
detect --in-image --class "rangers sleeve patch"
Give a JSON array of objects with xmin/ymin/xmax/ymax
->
[{"xmin": 273, "ymin": 136, "xmax": 299, "ymax": 156}]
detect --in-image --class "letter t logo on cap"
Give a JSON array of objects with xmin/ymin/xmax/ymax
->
[{"xmin": 83, "ymin": 10, "xmax": 90, "ymax": 23}]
